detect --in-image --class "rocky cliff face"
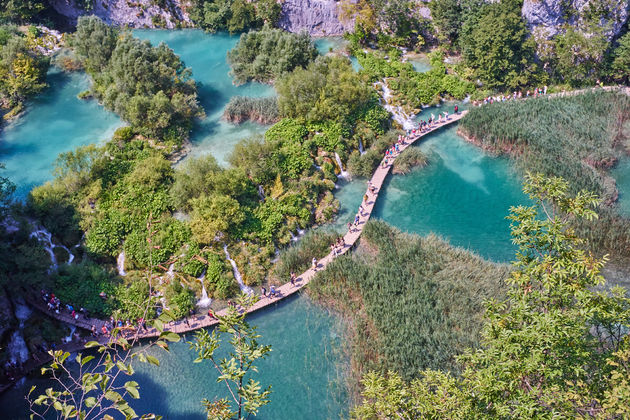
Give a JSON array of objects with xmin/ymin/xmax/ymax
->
[
  {"xmin": 522, "ymin": 0, "xmax": 629, "ymax": 41},
  {"xmin": 48, "ymin": 0, "xmax": 192, "ymax": 29},
  {"xmin": 278, "ymin": 0, "xmax": 355, "ymax": 36}
]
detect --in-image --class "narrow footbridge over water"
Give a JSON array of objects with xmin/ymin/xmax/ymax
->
[{"xmin": 26, "ymin": 111, "xmax": 467, "ymax": 347}]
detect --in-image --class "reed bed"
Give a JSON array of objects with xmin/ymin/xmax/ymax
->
[
  {"xmin": 308, "ymin": 220, "xmax": 510, "ymax": 390},
  {"xmin": 460, "ymin": 90, "xmax": 630, "ymax": 258},
  {"xmin": 223, "ymin": 96, "xmax": 279, "ymax": 125}
]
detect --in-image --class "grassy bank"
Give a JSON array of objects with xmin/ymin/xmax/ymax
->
[
  {"xmin": 306, "ymin": 220, "xmax": 510, "ymax": 398},
  {"xmin": 459, "ymin": 89, "xmax": 630, "ymax": 259}
]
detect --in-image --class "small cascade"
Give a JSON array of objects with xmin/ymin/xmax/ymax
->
[
  {"xmin": 59, "ymin": 245, "xmax": 74, "ymax": 264},
  {"xmin": 63, "ymin": 325, "xmax": 77, "ymax": 343},
  {"xmin": 223, "ymin": 244, "xmax": 253, "ymax": 295},
  {"xmin": 257, "ymin": 185, "xmax": 266, "ymax": 201},
  {"xmin": 376, "ymin": 81, "xmax": 416, "ymax": 131},
  {"xmin": 29, "ymin": 226, "xmax": 75, "ymax": 269},
  {"xmin": 117, "ymin": 251, "xmax": 127, "ymax": 276},
  {"xmin": 358, "ymin": 138, "xmax": 365, "ymax": 155},
  {"xmin": 196, "ymin": 271, "xmax": 212, "ymax": 307},
  {"xmin": 166, "ymin": 263, "xmax": 175, "ymax": 280},
  {"xmin": 334, "ymin": 153, "xmax": 349, "ymax": 179},
  {"xmin": 8, "ymin": 301, "xmax": 31, "ymax": 365},
  {"xmin": 291, "ymin": 228, "xmax": 306, "ymax": 242}
]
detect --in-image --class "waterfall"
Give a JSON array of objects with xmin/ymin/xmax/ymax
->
[
  {"xmin": 223, "ymin": 244, "xmax": 253, "ymax": 295},
  {"xmin": 166, "ymin": 263, "xmax": 175, "ymax": 279},
  {"xmin": 358, "ymin": 138, "xmax": 365, "ymax": 155},
  {"xmin": 29, "ymin": 226, "xmax": 75, "ymax": 270},
  {"xmin": 63, "ymin": 325, "xmax": 77, "ymax": 343},
  {"xmin": 257, "ymin": 185, "xmax": 266, "ymax": 201},
  {"xmin": 376, "ymin": 81, "xmax": 416, "ymax": 131},
  {"xmin": 117, "ymin": 251, "xmax": 127, "ymax": 276},
  {"xmin": 30, "ymin": 228, "xmax": 57, "ymax": 271},
  {"xmin": 291, "ymin": 228, "xmax": 306, "ymax": 242},
  {"xmin": 8, "ymin": 301, "xmax": 31, "ymax": 365},
  {"xmin": 334, "ymin": 152, "xmax": 349, "ymax": 179},
  {"xmin": 196, "ymin": 271, "xmax": 212, "ymax": 307}
]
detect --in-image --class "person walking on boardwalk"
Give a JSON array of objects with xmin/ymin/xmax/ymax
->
[
  {"xmin": 290, "ymin": 271, "xmax": 296, "ymax": 286},
  {"xmin": 312, "ymin": 257, "xmax": 318, "ymax": 271},
  {"xmin": 261, "ymin": 286, "xmax": 267, "ymax": 297}
]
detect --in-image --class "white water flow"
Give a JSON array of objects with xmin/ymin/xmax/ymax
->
[
  {"xmin": 358, "ymin": 138, "xmax": 365, "ymax": 155},
  {"xmin": 117, "ymin": 251, "xmax": 127, "ymax": 276},
  {"xmin": 223, "ymin": 244, "xmax": 253, "ymax": 295},
  {"xmin": 196, "ymin": 270, "xmax": 212, "ymax": 307},
  {"xmin": 166, "ymin": 264, "xmax": 175, "ymax": 279},
  {"xmin": 8, "ymin": 301, "xmax": 32, "ymax": 365},
  {"xmin": 63, "ymin": 325, "xmax": 77, "ymax": 343},
  {"xmin": 29, "ymin": 227, "xmax": 75, "ymax": 271},
  {"xmin": 334, "ymin": 152, "xmax": 349, "ymax": 179},
  {"xmin": 257, "ymin": 185, "xmax": 266, "ymax": 201},
  {"xmin": 291, "ymin": 228, "xmax": 306, "ymax": 242},
  {"xmin": 377, "ymin": 81, "xmax": 416, "ymax": 131}
]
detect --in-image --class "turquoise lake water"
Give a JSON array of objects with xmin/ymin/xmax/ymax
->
[
  {"xmin": 134, "ymin": 29, "xmax": 274, "ymax": 166},
  {"xmin": 334, "ymin": 124, "xmax": 528, "ymax": 262},
  {"xmin": 611, "ymin": 157, "xmax": 630, "ymax": 216},
  {"xmin": 0, "ymin": 295, "xmax": 348, "ymax": 419},
  {"xmin": 0, "ymin": 68, "xmax": 121, "ymax": 199}
]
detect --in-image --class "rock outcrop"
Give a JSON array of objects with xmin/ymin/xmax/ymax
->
[
  {"xmin": 522, "ymin": 0, "xmax": 630, "ymax": 41},
  {"xmin": 48, "ymin": 0, "xmax": 192, "ymax": 29},
  {"xmin": 278, "ymin": 0, "xmax": 355, "ymax": 36}
]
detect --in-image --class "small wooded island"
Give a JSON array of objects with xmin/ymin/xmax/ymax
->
[{"xmin": 0, "ymin": 0, "xmax": 629, "ymax": 418}]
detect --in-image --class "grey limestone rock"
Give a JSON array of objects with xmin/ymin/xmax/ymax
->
[
  {"xmin": 278, "ymin": 0, "xmax": 355, "ymax": 36},
  {"xmin": 48, "ymin": 0, "xmax": 192, "ymax": 29},
  {"xmin": 522, "ymin": 0, "xmax": 630, "ymax": 41}
]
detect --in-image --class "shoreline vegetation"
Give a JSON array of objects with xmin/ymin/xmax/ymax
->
[
  {"xmin": 223, "ymin": 95, "xmax": 279, "ymax": 125},
  {"xmin": 307, "ymin": 220, "xmax": 510, "ymax": 399},
  {"xmin": 459, "ymin": 89, "xmax": 630, "ymax": 260}
]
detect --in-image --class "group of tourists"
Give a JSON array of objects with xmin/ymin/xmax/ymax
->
[
  {"xmin": 474, "ymin": 86, "xmax": 548, "ymax": 106},
  {"xmin": 331, "ymin": 236, "xmax": 346, "ymax": 257},
  {"xmin": 41, "ymin": 290, "xmax": 86, "ymax": 321}
]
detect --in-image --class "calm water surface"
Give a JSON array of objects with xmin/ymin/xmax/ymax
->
[
  {"xmin": 335, "ymin": 124, "xmax": 528, "ymax": 262},
  {"xmin": 0, "ymin": 68, "xmax": 121, "ymax": 198},
  {"xmin": 134, "ymin": 30, "xmax": 274, "ymax": 165},
  {"xmin": 0, "ymin": 295, "xmax": 348, "ymax": 419}
]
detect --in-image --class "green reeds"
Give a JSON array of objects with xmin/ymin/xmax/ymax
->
[
  {"xmin": 460, "ymin": 90, "xmax": 630, "ymax": 258},
  {"xmin": 308, "ymin": 220, "xmax": 510, "ymax": 384},
  {"xmin": 223, "ymin": 96, "xmax": 279, "ymax": 125}
]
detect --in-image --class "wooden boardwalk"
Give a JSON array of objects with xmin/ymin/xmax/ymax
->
[{"xmin": 27, "ymin": 112, "xmax": 467, "ymax": 339}]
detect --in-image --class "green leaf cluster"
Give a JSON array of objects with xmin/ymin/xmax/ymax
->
[{"xmin": 227, "ymin": 25, "xmax": 318, "ymax": 85}]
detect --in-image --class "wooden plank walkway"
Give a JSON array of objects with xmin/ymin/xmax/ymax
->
[
  {"xmin": 26, "ymin": 111, "xmax": 467, "ymax": 341},
  {"xmin": 3, "ymin": 112, "xmax": 465, "ymax": 392}
]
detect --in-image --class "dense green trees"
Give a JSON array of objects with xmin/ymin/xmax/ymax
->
[
  {"xmin": 352, "ymin": 174, "xmax": 630, "ymax": 419},
  {"xmin": 72, "ymin": 16, "xmax": 203, "ymax": 144},
  {"xmin": 0, "ymin": 0, "xmax": 48, "ymax": 23},
  {"xmin": 0, "ymin": 26, "xmax": 48, "ymax": 115},
  {"xmin": 276, "ymin": 55, "xmax": 374, "ymax": 122},
  {"xmin": 357, "ymin": 50, "xmax": 473, "ymax": 109},
  {"xmin": 610, "ymin": 32, "xmax": 630, "ymax": 84},
  {"xmin": 227, "ymin": 26, "xmax": 318, "ymax": 84},
  {"xmin": 427, "ymin": 0, "xmax": 461, "ymax": 45},
  {"xmin": 459, "ymin": 0, "xmax": 540, "ymax": 88},
  {"xmin": 189, "ymin": 0, "xmax": 281, "ymax": 33}
]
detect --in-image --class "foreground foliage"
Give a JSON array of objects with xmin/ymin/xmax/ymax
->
[
  {"xmin": 352, "ymin": 174, "xmax": 630, "ymax": 419},
  {"xmin": 190, "ymin": 293, "xmax": 272, "ymax": 420}
]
